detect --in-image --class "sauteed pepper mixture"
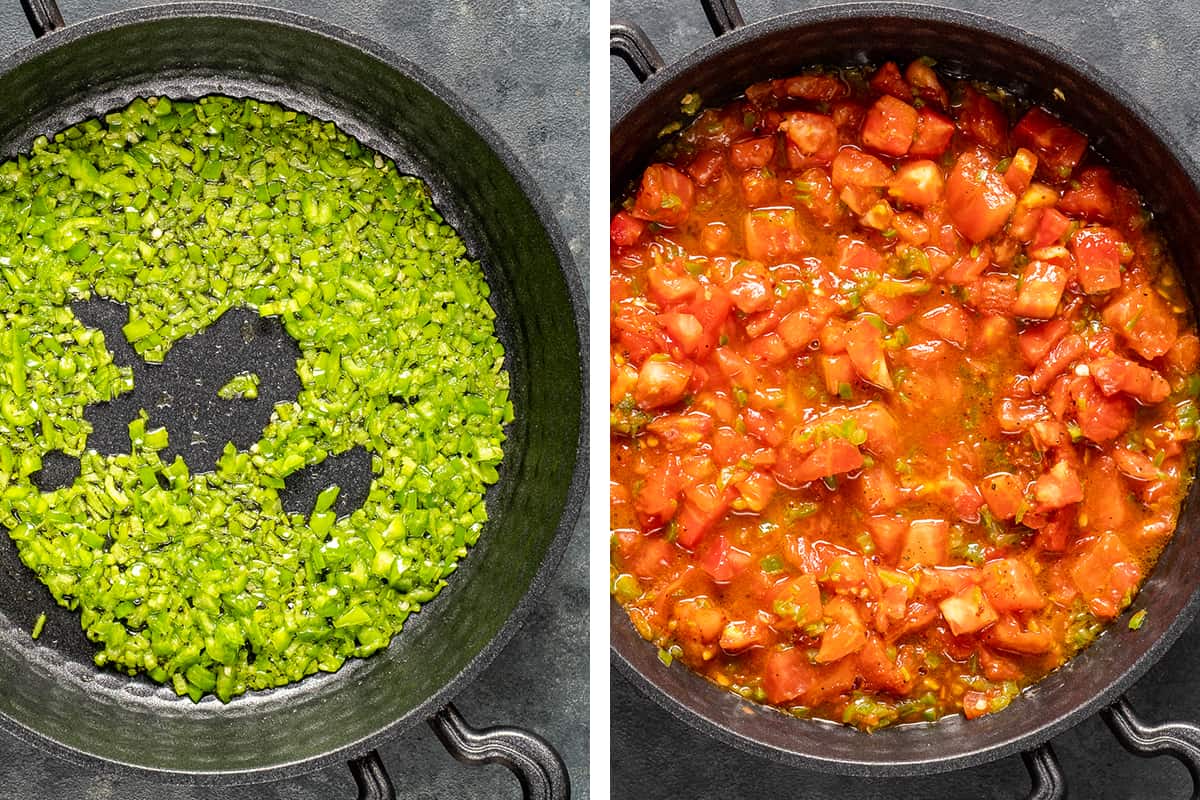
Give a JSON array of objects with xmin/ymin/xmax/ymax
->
[
  {"xmin": 610, "ymin": 60, "xmax": 1198, "ymax": 728},
  {"xmin": 0, "ymin": 96, "xmax": 510, "ymax": 701}
]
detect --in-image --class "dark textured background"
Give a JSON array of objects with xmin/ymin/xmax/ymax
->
[
  {"xmin": 610, "ymin": 1, "xmax": 1200, "ymax": 798},
  {"xmin": 0, "ymin": 1, "xmax": 589, "ymax": 798}
]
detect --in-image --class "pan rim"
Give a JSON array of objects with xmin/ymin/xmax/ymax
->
[
  {"xmin": 0, "ymin": 0, "xmax": 588, "ymax": 784},
  {"xmin": 609, "ymin": 0, "xmax": 1200, "ymax": 777}
]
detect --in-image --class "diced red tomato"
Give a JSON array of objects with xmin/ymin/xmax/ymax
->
[
  {"xmin": 730, "ymin": 136, "xmax": 777, "ymax": 170},
  {"xmin": 1059, "ymin": 167, "xmax": 1119, "ymax": 222},
  {"xmin": 634, "ymin": 358, "xmax": 692, "ymax": 410},
  {"xmin": 942, "ymin": 243, "xmax": 992, "ymax": 285},
  {"xmin": 846, "ymin": 315, "xmax": 893, "ymax": 389},
  {"xmin": 869, "ymin": 61, "xmax": 912, "ymax": 100},
  {"xmin": 744, "ymin": 207, "xmax": 807, "ymax": 263},
  {"xmin": 1071, "ymin": 532, "xmax": 1142, "ymax": 619},
  {"xmin": 964, "ymin": 273, "xmax": 1019, "ymax": 316},
  {"xmin": 946, "ymin": 149, "xmax": 1018, "ymax": 242},
  {"xmin": 762, "ymin": 647, "xmax": 815, "ymax": 704},
  {"xmin": 956, "ymin": 87, "xmax": 1008, "ymax": 151},
  {"xmin": 917, "ymin": 303, "xmax": 969, "ymax": 346},
  {"xmin": 724, "ymin": 264, "xmax": 775, "ymax": 314},
  {"xmin": 1033, "ymin": 460, "xmax": 1084, "ymax": 511},
  {"xmin": 1012, "ymin": 260, "xmax": 1068, "ymax": 319},
  {"xmin": 1031, "ymin": 208, "xmax": 1072, "ymax": 249},
  {"xmin": 672, "ymin": 599, "xmax": 727, "ymax": 643},
  {"xmin": 684, "ymin": 284, "xmax": 734, "ymax": 359},
  {"xmin": 819, "ymin": 353, "xmax": 855, "ymax": 397},
  {"xmin": 645, "ymin": 412, "xmax": 712, "ymax": 451},
  {"xmin": 982, "ymin": 558, "xmax": 1044, "ymax": 612},
  {"xmin": 862, "ymin": 95, "xmax": 919, "ymax": 156},
  {"xmin": 719, "ymin": 619, "xmax": 770, "ymax": 653},
  {"xmin": 781, "ymin": 112, "xmax": 839, "ymax": 168},
  {"xmin": 1071, "ymin": 227, "xmax": 1125, "ymax": 294},
  {"xmin": 775, "ymin": 438, "xmax": 864, "ymax": 486},
  {"xmin": 675, "ymin": 482, "xmax": 733, "ymax": 549},
  {"xmin": 783, "ymin": 74, "xmax": 848, "ymax": 101},
  {"xmin": 778, "ymin": 309, "xmax": 819, "ymax": 351},
  {"xmin": 985, "ymin": 615, "xmax": 1054, "ymax": 655},
  {"xmin": 1112, "ymin": 448, "xmax": 1159, "ymax": 482},
  {"xmin": 610, "ymin": 210, "xmax": 647, "ymax": 247},
  {"xmin": 900, "ymin": 519, "xmax": 949, "ymax": 569},
  {"xmin": 905, "ymin": 59, "xmax": 949, "ymax": 108},
  {"xmin": 815, "ymin": 597, "xmax": 868, "ymax": 663},
  {"xmin": 1003, "ymin": 148, "xmax": 1038, "ymax": 195},
  {"xmin": 1012, "ymin": 107, "xmax": 1088, "ymax": 180},
  {"xmin": 645, "ymin": 264, "xmax": 700, "ymax": 305},
  {"xmin": 634, "ymin": 455, "xmax": 684, "ymax": 529},
  {"xmin": 980, "ymin": 472, "xmax": 1026, "ymax": 521},
  {"xmin": 632, "ymin": 163, "xmax": 696, "ymax": 226},
  {"xmin": 889, "ymin": 160, "xmax": 945, "ymax": 207},
  {"xmin": 939, "ymin": 584, "xmax": 1000, "ymax": 637},
  {"xmin": 1071, "ymin": 377, "xmax": 1134, "ymax": 443},
  {"xmin": 1030, "ymin": 333, "xmax": 1085, "ymax": 393},
  {"xmin": 1090, "ymin": 357, "xmax": 1170, "ymax": 404},
  {"xmin": 1102, "ymin": 286, "xmax": 1179, "ymax": 360},
  {"xmin": 698, "ymin": 534, "xmax": 752, "ymax": 582},
  {"xmin": 771, "ymin": 574, "xmax": 823, "ymax": 629},
  {"xmin": 910, "ymin": 108, "xmax": 955, "ymax": 157},
  {"xmin": 831, "ymin": 147, "xmax": 892, "ymax": 189},
  {"xmin": 1018, "ymin": 319, "xmax": 1070, "ymax": 366},
  {"xmin": 686, "ymin": 149, "xmax": 725, "ymax": 186},
  {"xmin": 658, "ymin": 312, "xmax": 704, "ymax": 356}
]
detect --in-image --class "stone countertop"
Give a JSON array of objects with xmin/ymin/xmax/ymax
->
[
  {"xmin": 610, "ymin": 1, "xmax": 1200, "ymax": 798},
  {"xmin": 0, "ymin": 1, "xmax": 589, "ymax": 798}
]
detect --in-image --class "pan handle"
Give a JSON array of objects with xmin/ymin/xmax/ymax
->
[
  {"xmin": 1101, "ymin": 694, "xmax": 1200, "ymax": 798},
  {"xmin": 610, "ymin": 21, "xmax": 664, "ymax": 84},
  {"xmin": 19, "ymin": 0, "xmax": 64, "ymax": 37},
  {"xmin": 429, "ymin": 703, "xmax": 570, "ymax": 800},
  {"xmin": 1021, "ymin": 743, "xmax": 1066, "ymax": 800},
  {"xmin": 700, "ymin": 0, "xmax": 745, "ymax": 35},
  {"xmin": 344, "ymin": 705, "xmax": 567, "ymax": 800}
]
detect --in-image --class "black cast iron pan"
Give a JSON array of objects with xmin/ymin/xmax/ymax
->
[
  {"xmin": 611, "ymin": 1, "xmax": 1200, "ymax": 795},
  {"xmin": 0, "ymin": 2, "xmax": 586, "ymax": 798}
]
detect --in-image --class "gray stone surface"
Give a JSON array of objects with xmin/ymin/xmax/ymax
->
[
  {"xmin": 0, "ymin": 1, "xmax": 589, "ymax": 798},
  {"xmin": 611, "ymin": 1, "xmax": 1200, "ymax": 798}
]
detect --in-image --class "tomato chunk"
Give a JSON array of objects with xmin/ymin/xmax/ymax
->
[
  {"xmin": 946, "ymin": 149, "xmax": 1017, "ymax": 242},
  {"xmin": 781, "ymin": 112, "xmax": 839, "ymax": 168},
  {"xmin": 1012, "ymin": 107, "xmax": 1088, "ymax": 180},
  {"xmin": 846, "ymin": 315, "xmax": 893, "ymax": 389},
  {"xmin": 610, "ymin": 210, "xmax": 646, "ymax": 247},
  {"xmin": 980, "ymin": 472, "xmax": 1025, "ymax": 521},
  {"xmin": 862, "ymin": 95, "xmax": 919, "ymax": 156},
  {"xmin": 1033, "ymin": 460, "xmax": 1084, "ymax": 511},
  {"xmin": 777, "ymin": 438, "xmax": 864, "ymax": 486},
  {"xmin": 698, "ymin": 534, "xmax": 752, "ymax": 582},
  {"xmin": 1071, "ymin": 533, "xmax": 1142, "ymax": 619},
  {"xmin": 831, "ymin": 147, "xmax": 892, "ymax": 189},
  {"xmin": 1090, "ymin": 357, "xmax": 1170, "ymax": 404},
  {"xmin": 900, "ymin": 519, "xmax": 949, "ymax": 569},
  {"xmin": 1102, "ymin": 287, "xmax": 1179, "ymax": 360},
  {"xmin": 939, "ymin": 585, "xmax": 1000, "ymax": 637},
  {"xmin": 730, "ymin": 135, "xmax": 777, "ymax": 170},
  {"xmin": 772, "ymin": 574, "xmax": 823, "ymax": 629},
  {"xmin": 889, "ymin": 160, "xmax": 944, "ymax": 207},
  {"xmin": 1070, "ymin": 227, "xmax": 1125, "ymax": 294},
  {"xmin": 910, "ymin": 108, "xmax": 955, "ymax": 157},
  {"xmin": 982, "ymin": 558, "xmax": 1045, "ymax": 612},
  {"xmin": 632, "ymin": 163, "xmax": 695, "ymax": 226},
  {"xmin": 744, "ymin": 207, "xmax": 807, "ymax": 263},
  {"xmin": 635, "ymin": 358, "xmax": 692, "ymax": 410},
  {"xmin": 816, "ymin": 597, "xmax": 868, "ymax": 663},
  {"xmin": 1012, "ymin": 260, "xmax": 1068, "ymax": 319},
  {"xmin": 763, "ymin": 647, "xmax": 815, "ymax": 704},
  {"xmin": 957, "ymin": 87, "xmax": 1008, "ymax": 150}
]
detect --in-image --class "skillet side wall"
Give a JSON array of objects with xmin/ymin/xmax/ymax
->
[
  {"xmin": 610, "ymin": 6, "xmax": 1200, "ymax": 776},
  {"xmin": 0, "ymin": 12, "xmax": 583, "ymax": 777}
]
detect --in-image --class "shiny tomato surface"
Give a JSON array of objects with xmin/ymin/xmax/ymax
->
[{"xmin": 610, "ymin": 60, "xmax": 1199, "ymax": 729}]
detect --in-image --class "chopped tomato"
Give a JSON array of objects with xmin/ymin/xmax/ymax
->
[
  {"xmin": 982, "ymin": 559, "xmax": 1044, "ymax": 612},
  {"xmin": 686, "ymin": 149, "xmax": 725, "ymax": 186},
  {"xmin": 956, "ymin": 87, "xmax": 1008, "ymax": 150},
  {"xmin": 675, "ymin": 483, "xmax": 733, "ymax": 549},
  {"xmin": 634, "ymin": 358, "xmax": 692, "ymax": 410},
  {"xmin": 658, "ymin": 312, "xmax": 705, "ymax": 356},
  {"xmin": 900, "ymin": 519, "xmax": 949, "ymax": 569},
  {"xmin": 815, "ymin": 597, "xmax": 868, "ymax": 663},
  {"xmin": 862, "ymin": 95, "xmax": 918, "ymax": 156},
  {"xmin": 1071, "ymin": 377, "xmax": 1134, "ymax": 443},
  {"xmin": 946, "ymin": 149, "xmax": 1017, "ymax": 242},
  {"xmin": 1012, "ymin": 260, "xmax": 1069, "ymax": 319},
  {"xmin": 868, "ymin": 61, "xmax": 912, "ymax": 100},
  {"xmin": 1071, "ymin": 533, "xmax": 1142, "ymax": 619},
  {"xmin": 831, "ymin": 147, "xmax": 892, "ymax": 189},
  {"xmin": 719, "ymin": 619, "xmax": 770, "ymax": 653},
  {"xmin": 634, "ymin": 454, "xmax": 684, "ymax": 530},
  {"xmin": 1012, "ymin": 107, "xmax": 1088, "ymax": 180},
  {"xmin": 1090, "ymin": 357, "xmax": 1170, "ymax": 404},
  {"xmin": 819, "ymin": 353, "xmax": 855, "ymax": 397},
  {"xmin": 744, "ymin": 207, "xmax": 807, "ymax": 263},
  {"xmin": 980, "ymin": 472, "xmax": 1026, "ymax": 521},
  {"xmin": 775, "ymin": 438, "xmax": 864, "ymax": 486},
  {"xmin": 632, "ymin": 163, "xmax": 695, "ymax": 226},
  {"xmin": 1031, "ymin": 208, "xmax": 1072, "ymax": 249},
  {"xmin": 1003, "ymin": 148, "xmax": 1038, "ymax": 195},
  {"xmin": 611, "ymin": 210, "xmax": 647, "ymax": 247},
  {"xmin": 846, "ymin": 315, "xmax": 893, "ymax": 389},
  {"xmin": 1017, "ymin": 319, "xmax": 1070, "ymax": 365},
  {"xmin": 1030, "ymin": 333, "xmax": 1085, "ymax": 393},
  {"xmin": 698, "ymin": 534, "xmax": 752, "ymax": 582},
  {"xmin": 905, "ymin": 59, "xmax": 949, "ymax": 108},
  {"xmin": 985, "ymin": 615, "xmax": 1054, "ymax": 655},
  {"xmin": 889, "ymin": 160, "xmax": 945, "ymax": 207},
  {"xmin": 783, "ymin": 74, "xmax": 848, "ymax": 102},
  {"xmin": 1071, "ymin": 227, "xmax": 1125, "ymax": 294},
  {"xmin": 1102, "ymin": 286, "xmax": 1179, "ymax": 360},
  {"xmin": 762, "ymin": 647, "xmax": 815, "ymax": 704},
  {"xmin": 1033, "ymin": 460, "xmax": 1084, "ymax": 511},
  {"xmin": 910, "ymin": 108, "xmax": 955, "ymax": 157},
  {"xmin": 917, "ymin": 303, "xmax": 969, "ymax": 346},
  {"xmin": 1059, "ymin": 167, "xmax": 1120, "ymax": 222},
  {"xmin": 781, "ymin": 112, "xmax": 839, "ymax": 168},
  {"xmin": 939, "ymin": 584, "xmax": 1000, "ymax": 637},
  {"xmin": 730, "ymin": 135, "xmax": 777, "ymax": 170},
  {"xmin": 1112, "ymin": 448, "xmax": 1159, "ymax": 482},
  {"xmin": 772, "ymin": 574, "xmax": 823, "ymax": 628},
  {"xmin": 724, "ymin": 263, "xmax": 775, "ymax": 314}
]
